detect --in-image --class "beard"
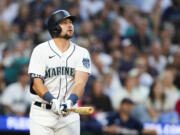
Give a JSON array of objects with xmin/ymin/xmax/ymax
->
[
  {"xmin": 59, "ymin": 32, "xmax": 73, "ymax": 39},
  {"xmin": 64, "ymin": 34, "xmax": 73, "ymax": 39}
]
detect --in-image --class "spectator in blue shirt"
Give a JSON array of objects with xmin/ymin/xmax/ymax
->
[{"xmin": 103, "ymin": 98, "xmax": 156, "ymax": 135}]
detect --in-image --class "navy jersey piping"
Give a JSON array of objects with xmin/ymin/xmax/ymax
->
[
  {"xmin": 63, "ymin": 45, "xmax": 75, "ymax": 101},
  {"xmin": 48, "ymin": 41, "xmax": 61, "ymax": 99}
]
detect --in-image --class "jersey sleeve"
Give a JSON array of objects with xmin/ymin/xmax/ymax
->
[
  {"xmin": 75, "ymin": 49, "xmax": 91, "ymax": 74},
  {"xmin": 28, "ymin": 47, "xmax": 46, "ymax": 77}
]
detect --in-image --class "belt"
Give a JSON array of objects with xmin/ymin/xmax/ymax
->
[{"xmin": 34, "ymin": 101, "xmax": 51, "ymax": 110}]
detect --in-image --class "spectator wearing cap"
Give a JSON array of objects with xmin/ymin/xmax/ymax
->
[
  {"xmin": 0, "ymin": 67, "xmax": 31, "ymax": 116},
  {"xmin": 102, "ymin": 98, "xmax": 156, "ymax": 135}
]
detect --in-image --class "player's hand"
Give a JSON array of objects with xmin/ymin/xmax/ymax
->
[
  {"xmin": 50, "ymin": 99, "xmax": 61, "ymax": 115},
  {"xmin": 60, "ymin": 100, "xmax": 73, "ymax": 116}
]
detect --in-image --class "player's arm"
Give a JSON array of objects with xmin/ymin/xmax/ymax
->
[
  {"xmin": 32, "ymin": 77, "xmax": 54, "ymax": 102},
  {"xmin": 31, "ymin": 75, "xmax": 60, "ymax": 114},
  {"xmin": 61, "ymin": 71, "xmax": 89, "ymax": 112},
  {"xmin": 69, "ymin": 71, "xmax": 89, "ymax": 104},
  {"xmin": 72, "ymin": 70, "xmax": 89, "ymax": 98},
  {"xmin": 29, "ymin": 47, "xmax": 60, "ymax": 114},
  {"xmin": 62, "ymin": 49, "xmax": 91, "ymax": 110}
]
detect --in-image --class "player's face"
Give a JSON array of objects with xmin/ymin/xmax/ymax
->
[{"xmin": 59, "ymin": 18, "xmax": 74, "ymax": 39}]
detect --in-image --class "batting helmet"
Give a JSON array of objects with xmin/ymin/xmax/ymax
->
[{"xmin": 47, "ymin": 10, "xmax": 76, "ymax": 37}]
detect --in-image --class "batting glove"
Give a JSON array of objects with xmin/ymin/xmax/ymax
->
[
  {"xmin": 50, "ymin": 99, "xmax": 61, "ymax": 115},
  {"xmin": 60, "ymin": 100, "xmax": 73, "ymax": 116}
]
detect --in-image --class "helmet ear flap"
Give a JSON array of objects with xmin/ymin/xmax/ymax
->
[
  {"xmin": 57, "ymin": 25, "xmax": 62, "ymax": 33},
  {"xmin": 51, "ymin": 25, "xmax": 62, "ymax": 37}
]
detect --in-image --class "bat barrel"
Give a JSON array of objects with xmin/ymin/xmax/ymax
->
[{"xmin": 67, "ymin": 107, "xmax": 94, "ymax": 115}]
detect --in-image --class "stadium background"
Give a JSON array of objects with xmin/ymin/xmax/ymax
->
[{"xmin": 0, "ymin": 0, "xmax": 180, "ymax": 134}]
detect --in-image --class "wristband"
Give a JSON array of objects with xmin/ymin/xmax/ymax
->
[
  {"xmin": 43, "ymin": 92, "xmax": 55, "ymax": 103},
  {"xmin": 68, "ymin": 94, "xmax": 78, "ymax": 105}
]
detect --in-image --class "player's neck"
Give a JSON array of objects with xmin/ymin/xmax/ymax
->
[{"xmin": 53, "ymin": 38, "xmax": 70, "ymax": 53}]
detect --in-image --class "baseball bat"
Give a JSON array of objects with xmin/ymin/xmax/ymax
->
[{"xmin": 67, "ymin": 106, "xmax": 94, "ymax": 115}]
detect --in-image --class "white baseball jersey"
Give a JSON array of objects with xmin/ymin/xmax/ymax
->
[{"xmin": 28, "ymin": 39, "xmax": 91, "ymax": 103}]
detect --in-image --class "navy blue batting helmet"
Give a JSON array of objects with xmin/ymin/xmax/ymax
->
[{"xmin": 47, "ymin": 10, "xmax": 76, "ymax": 37}]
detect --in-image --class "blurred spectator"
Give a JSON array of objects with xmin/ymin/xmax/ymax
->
[
  {"xmin": 118, "ymin": 4, "xmax": 136, "ymax": 37},
  {"xmin": 175, "ymin": 98, "xmax": 180, "ymax": 119},
  {"xmin": 160, "ymin": 69, "xmax": 180, "ymax": 109},
  {"xmin": 106, "ymin": 34, "xmax": 121, "ymax": 54},
  {"xmin": 162, "ymin": 0, "xmax": 180, "ymax": 44},
  {"xmin": 103, "ymin": 67, "xmax": 122, "ymax": 102},
  {"xmin": 41, "ymin": 3, "xmax": 54, "ymax": 28},
  {"xmin": 90, "ymin": 45, "xmax": 112, "ymax": 77},
  {"xmin": 109, "ymin": 47, "xmax": 121, "ymax": 71},
  {"xmin": 0, "ymin": 64, "xmax": 6, "ymax": 115},
  {"xmin": 102, "ymin": 98, "xmax": 156, "ymax": 135},
  {"xmin": 121, "ymin": 0, "xmax": 171, "ymax": 13},
  {"xmin": 112, "ymin": 68, "xmax": 149, "ymax": 110},
  {"xmin": 130, "ymin": 16, "xmax": 151, "ymax": 53},
  {"xmin": 81, "ymin": 115, "xmax": 103, "ymax": 135},
  {"xmin": 78, "ymin": 20, "xmax": 94, "ymax": 38},
  {"xmin": 0, "ymin": 0, "xmax": 19, "ymax": 24},
  {"xmin": 29, "ymin": 0, "xmax": 49, "ymax": 19},
  {"xmin": 86, "ymin": 8, "xmax": 111, "ymax": 42},
  {"xmin": 0, "ymin": 21, "xmax": 13, "ymax": 44},
  {"xmin": 118, "ymin": 39, "xmax": 136, "ymax": 81},
  {"xmin": 146, "ymin": 79, "xmax": 179, "ymax": 124},
  {"xmin": 145, "ymin": 81, "xmax": 169, "ymax": 122},
  {"xmin": 172, "ymin": 49, "xmax": 180, "ymax": 89},
  {"xmin": 13, "ymin": 3, "xmax": 30, "ymax": 32},
  {"xmin": 161, "ymin": 38, "xmax": 174, "ymax": 59},
  {"xmin": 150, "ymin": 0, "xmax": 161, "ymax": 37},
  {"xmin": 104, "ymin": 19, "xmax": 120, "ymax": 48},
  {"xmin": 0, "ymin": 67, "xmax": 31, "ymax": 116},
  {"xmin": 159, "ymin": 22, "xmax": 175, "ymax": 43},
  {"xmin": 80, "ymin": 0, "xmax": 104, "ymax": 20},
  {"xmin": 148, "ymin": 41, "xmax": 167, "ymax": 74},
  {"xmin": 4, "ymin": 58, "xmax": 29, "ymax": 84},
  {"xmin": 103, "ymin": 49, "xmax": 122, "ymax": 101},
  {"xmin": 0, "ymin": 47, "xmax": 14, "ymax": 68},
  {"xmin": 83, "ymin": 77, "xmax": 112, "ymax": 112},
  {"xmin": 134, "ymin": 56, "xmax": 153, "ymax": 88},
  {"xmin": 0, "ymin": 64, "xmax": 6, "ymax": 94}
]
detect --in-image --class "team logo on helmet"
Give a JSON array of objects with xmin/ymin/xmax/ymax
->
[{"xmin": 82, "ymin": 58, "xmax": 90, "ymax": 69}]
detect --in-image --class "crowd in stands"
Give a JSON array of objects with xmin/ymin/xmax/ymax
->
[{"xmin": 0, "ymin": 0, "xmax": 180, "ymax": 134}]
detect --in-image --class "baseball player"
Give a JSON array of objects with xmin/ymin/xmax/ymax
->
[{"xmin": 28, "ymin": 9, "xmax": 91, "ymax": 135}]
